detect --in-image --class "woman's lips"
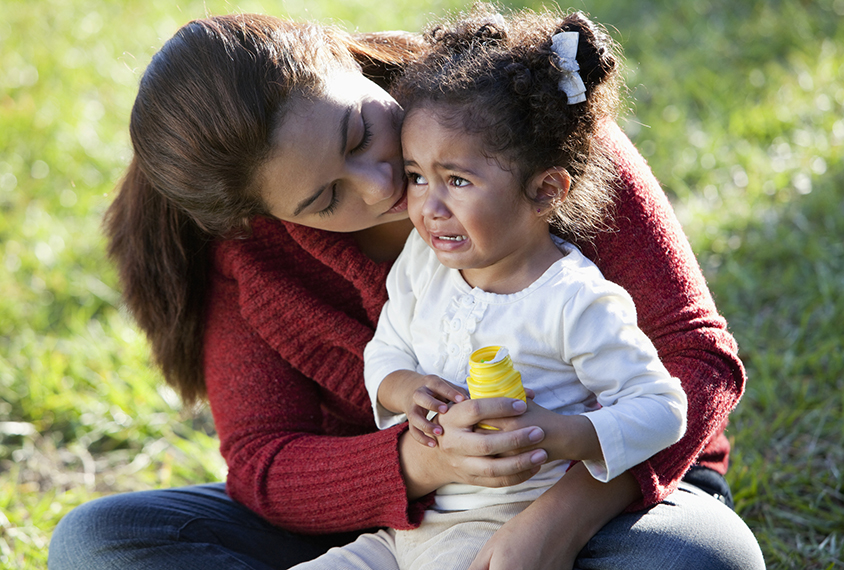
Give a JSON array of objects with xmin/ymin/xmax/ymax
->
[{"xmin": 385, "ymin": 186, "xmax": 408, "ymax": 214}]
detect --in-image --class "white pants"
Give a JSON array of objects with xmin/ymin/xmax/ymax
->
[{"xmin": 290, "ymin": 502, "xmax": 531, "ymax": 570}]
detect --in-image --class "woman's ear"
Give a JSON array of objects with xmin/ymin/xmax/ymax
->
[{"xmin": 530, "ymin": 167, "xmax": 571, "ymax": 213}]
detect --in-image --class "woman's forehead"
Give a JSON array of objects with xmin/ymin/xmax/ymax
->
[{"xmin": 261, "ymin": 95, "xmax": 347, "ymax": 215}]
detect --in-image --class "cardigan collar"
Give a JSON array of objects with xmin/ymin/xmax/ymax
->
[{"xmin": 278, "ymin": 219, "xmax": 392, "ymax": 326}]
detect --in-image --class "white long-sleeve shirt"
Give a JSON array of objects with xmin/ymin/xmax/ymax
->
[{"xmin": 364, "ymin": 230, "xmax": 687, "ymax": 511}]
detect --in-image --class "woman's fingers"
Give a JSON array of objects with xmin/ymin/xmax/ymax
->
[
  {"xmin": 448, "ymin": 397, "xmax": 528, "ymax": 425},
  {"xmin": 423, "ymin": 397, "xmax": 549, "ymax": 487},
  {"xmin": 439, "ymin": 424, "xmax": 545, "ymax": 456},
  {"xmin": 461, "ymin": 449, "xmax": 547, "ymax": 487},
  {"xmin": 472, "ymin": 426, "xmax": 546, "ymax": 457}
]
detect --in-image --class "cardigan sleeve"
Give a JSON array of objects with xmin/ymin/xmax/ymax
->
[
  {"xmin": 578, "ymin": 122, "xmax": 746, "ymax": 509},
  {"xmin": 203, "ymin": 259, "xmax": 429, "ymax": 534}
]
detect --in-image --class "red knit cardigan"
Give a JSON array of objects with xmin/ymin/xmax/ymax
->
[{"xmin": 203, "ymin": 122, "xmax": 745, "ymax": 534}]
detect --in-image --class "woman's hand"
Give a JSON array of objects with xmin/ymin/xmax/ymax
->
[{"xmin": 399, "ymin": 397, "xmax": 548, "ymax": 499}]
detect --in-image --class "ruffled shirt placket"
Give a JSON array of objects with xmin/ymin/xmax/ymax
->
[{"xmin": 434, "ymin": 292, "xmax": 488, "ymax": 384}]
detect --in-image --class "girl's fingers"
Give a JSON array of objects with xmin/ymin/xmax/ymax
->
[
  {"xmin": 409, "ymin": 425, "xmax": 439, "ymax": 447},
  {"xmin": 438, "ymin": 379, "xmax": 469, "ymax": 402},
  {"xmin": 408, "ymin": 408, "xmax": 443, "ymax": 444},
  {"xmin": 417, "ymin": 376, "xmax": 468, "ymax": 408},
  {"xmin": 413, "ymin": 390, "xmax": 450, "ymax": 414}
]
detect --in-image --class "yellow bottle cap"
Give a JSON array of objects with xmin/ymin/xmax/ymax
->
[{"xmin": 466, "ymin": 346, "xmax": 526, "ymax": 430}]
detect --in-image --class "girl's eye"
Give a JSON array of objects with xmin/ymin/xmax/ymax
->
[
  {"xmin": 450, "ymin": 176, "xmax": 471, "ymax": 187},
  {"xmin": 407, "ymin": 172, "xmax": 427, "ymax": 186},
  {"xmin": 351, "ymin": 117, "xmax": 373, "ymax": 154},
  {"xmin": 317, "ymin": 185, "xmax": 340, "ymax": 218}
]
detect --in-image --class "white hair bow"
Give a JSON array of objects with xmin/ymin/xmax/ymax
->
[{"xmin": 550, "ymin": 31, "xmax": 586, "ymax": 104}]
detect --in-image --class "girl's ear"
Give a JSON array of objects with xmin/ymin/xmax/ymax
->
[{"xmin": 530, "ymin": 167, "xmax": 570, "ymax": 213}]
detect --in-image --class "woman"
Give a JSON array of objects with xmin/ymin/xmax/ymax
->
[{"xmin": 48, "ymin": 11, "xmax": 764, "ymax": 570}]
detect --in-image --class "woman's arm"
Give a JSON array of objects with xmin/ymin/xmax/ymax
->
[{"xmin": 204, "ymin": 275, "xmax": 419, "ymax": 533}]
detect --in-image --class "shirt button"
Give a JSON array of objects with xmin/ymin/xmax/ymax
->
[
  {"xmin": 450, "ymin": 318, "xmax": 462, "ymax": 331},
  {"xmin": 448, "ymin": 344, "xmax": 460, "ymax": 356}
]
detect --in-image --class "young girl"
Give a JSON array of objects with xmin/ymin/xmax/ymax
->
[{"xmin": 292, "ymin": 6, "xmax": 688, "ymax": 570}]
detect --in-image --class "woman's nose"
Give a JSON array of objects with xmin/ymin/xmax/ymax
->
[{"xmin": 358, "ymin": 160, "xmax": 396, "ymax": 205}]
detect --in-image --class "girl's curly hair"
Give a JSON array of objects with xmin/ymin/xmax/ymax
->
[{"xmin": 392, "ymin": 3, "xmax": 624, "ymax": 241}]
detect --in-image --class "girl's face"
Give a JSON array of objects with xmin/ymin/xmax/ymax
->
[
  {"xmin": 402, "ymin": 109, "xmax": 556, "ymax": 293},
  {"xmin": 259, "ymin": 69, "xmax": 409, "ymax": 232}
]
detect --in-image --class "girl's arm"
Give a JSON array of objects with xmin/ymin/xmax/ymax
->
[
  {"xmin": 575, "ymin": 121, "xmax": 746, "ymax": 508},
  {"xmin": 472, "ymin": 121, "xmax": 739, "ymax": 570},
  {"xmin": 378, "ymin": 369, "xmax": 468, "ymax": 446}
]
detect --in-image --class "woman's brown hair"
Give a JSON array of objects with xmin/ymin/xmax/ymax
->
[{"xmin": 105, "ymin": 14, "xmax": 424, "ymax": 405}]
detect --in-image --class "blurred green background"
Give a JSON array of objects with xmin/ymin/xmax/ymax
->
[{"xmin": 1, "ymin": 0, "xmax": 842, "ymax": 568}]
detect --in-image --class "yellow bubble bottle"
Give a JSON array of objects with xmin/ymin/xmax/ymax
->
[{"xmin": 466, "ymin": 346, "xmax": 526, "ymax": 430}]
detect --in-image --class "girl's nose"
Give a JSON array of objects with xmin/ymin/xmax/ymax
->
[{"xmin": 421, "ymin": 184, "xmax": 450, "ymax": 219}]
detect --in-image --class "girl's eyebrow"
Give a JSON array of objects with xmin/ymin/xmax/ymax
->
[
  {"xmin": 293, "ymin": 105, "xmax": 353, "ymax": 217},
  {"xmin": 403, "ymin": 157, "xmax": 478, "ymax": 177}
]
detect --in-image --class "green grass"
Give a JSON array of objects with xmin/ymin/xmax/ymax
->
[{"xmin": 1, "ymin": 0, "xmax": 842, "ymax": 568}]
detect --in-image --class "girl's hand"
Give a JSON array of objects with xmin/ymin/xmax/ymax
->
[
  {"xmin": 399, "ymin": 397, "xmax": 548, "ymax": 498},
  {"xmin": 378, "ymin": 370, "xmax": 469, "ymax": 447},
  {"xmin": 483, "ymin": 399, "xmax": 602, "ymax": 463},
  {"xmin": 468, "ymin": 504, "xmax": 578, "ymax": 570},
  {"xmin": 406, "ymin": 375, "xmax": 469, "ymax": 447},
  {"xmin": 469, "ymin": 464, "xmax": 642, "ymax": 570}
]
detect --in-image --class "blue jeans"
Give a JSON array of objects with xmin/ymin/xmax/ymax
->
[{"xmin": 48, "ymin": 474, "xmax": 765, "ymax": 569}]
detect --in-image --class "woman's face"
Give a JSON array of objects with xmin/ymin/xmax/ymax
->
[{"xmin": 259, "ymin": 69, "xmax": 409, "ymax": 232}]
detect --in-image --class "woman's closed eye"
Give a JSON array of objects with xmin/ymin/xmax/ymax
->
[
  {"xmin": 351, "ymin": 116, "xmax": 373, "ymax": 154},
  {"xmin": 316, "ymin": 115, "xmax": 372, "ymax": 218},
  {"xmin": 317, "ymin": 184, "xmax": 340, "ymax": 217}
]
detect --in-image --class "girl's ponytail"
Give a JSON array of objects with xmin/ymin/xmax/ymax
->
[
  {"xmin": 558, "ymin": 12, "xmax": 621, "ymax": 119},
  {"xmin": 105, "ymin": 158, "xmax": 209, "ymax": 405}
]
